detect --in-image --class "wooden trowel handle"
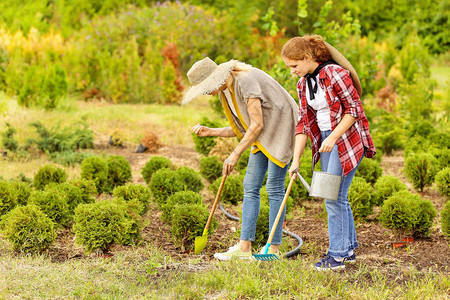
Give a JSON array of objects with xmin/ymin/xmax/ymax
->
[{"xmin": 204, "ymin": 175, "xmax": 227, "ymax": 232}]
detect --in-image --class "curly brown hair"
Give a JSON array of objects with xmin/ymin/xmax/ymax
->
[{"xmin": 281, "ymin": 35, "xmax": 332, "ymax": 62}]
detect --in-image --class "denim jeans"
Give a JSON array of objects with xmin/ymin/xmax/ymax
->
[
  {"xmin": 241, "ymin": 151, "xmax": 289, "ymax": 245},
  {"xmin": 320, "ymin": 130, "xmax": 364, "ymax": 258}
]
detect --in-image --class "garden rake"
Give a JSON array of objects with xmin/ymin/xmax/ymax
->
[
  {"xmin": 253, "ymin": 175, "xmax": 296, "ymax": 261},
  {"xmin": 194, "ymin": 175, "xmax": 227, "ymax": 255}
]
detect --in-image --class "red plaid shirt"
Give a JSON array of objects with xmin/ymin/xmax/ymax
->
[{"xmin": 295, "ymin": 64, "xmax": 376, "ymax": 176}]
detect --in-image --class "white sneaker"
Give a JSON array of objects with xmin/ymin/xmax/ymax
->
[{"xmin": 213, "ymin": 244, "xmax": 254, "ymax": 261}]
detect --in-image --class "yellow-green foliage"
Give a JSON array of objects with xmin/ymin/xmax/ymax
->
[
  {"xmin": 373, "ymin": 175, "xmax": 408, "ymax": 206},
  {"xmin": 105, "ymin": 155, "xmax": 132, "ymax": 193},
  {"xmin": 0, "ymin": 180, "xmax": 17, "ymax": 217},
  {"xmin": 113, "ymin": 183, "xmax": 151, "ymax": 216},
  {"xmin": 441, "ymin": 201, "xmax": 450, "ymax": 237},
  {"xmin": 161, "ymin": 191, "xmax": 204, "ymax": 224},
  {"xmin": 0, "ymin": 204, "xmax": 56, "ymax": 253},
  {"xmin": 209, "ymin": 175, "xmax": 243, "ymax": 205},
  {"xmin": 33, "ymin": 164, "xmax": 68, "ymax": 190},
  {"xmin": 404, "ymin": 152, "xmax": 438, "ymax": 192},
  {"xmin": 141, "ymin": 156, "xmax": 173, "ymax": 185},
  {"xmin": 175, "ymin": 167, "xmax": 204, "ymax": 194},
  {"xmin": 199, "ymin": 156, "xmax": 222, "ymax": 183},
  {"xmin": 28, "ymin": 187, "xmax": 71, "ymax": 228},
  {"xmin": 80, "ymin": 156, "xmax": 108, "ymax": 194},
  {"xmin": 348, "ymin": 177, "xmax": 374, "ymax": 221}
]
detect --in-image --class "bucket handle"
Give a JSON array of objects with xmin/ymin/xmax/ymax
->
[{"xmin": 312, "ymin": 150, "xmax": 345, "ymax": 178}]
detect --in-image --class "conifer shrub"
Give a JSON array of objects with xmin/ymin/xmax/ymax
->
[
  {"xmin": 176, "ymin": 167, "xmax": 204, "ymax": 193},
  {"xmin": 68, "ymin": 178, "xmax": 97, "ymax": 203},
  {"xmin": 405, "ymin": 152, "xmax": 438, "ymax": 191},
  {"xmin": 105, "ymin": 155, "xmax": 132, "ymax": 192},
  {"xmin": 434, "ymin": 167, "xmax": 449, "ymax": 200},
  {"xmin": 80, "ymin": 156, "xmax": 108, "ymax": 193},
  {"xmin": 0, "ymin": 204, "xmax": 56, "ymax": 253},
  {"xmin": 46, "ymin": 182, "xmax": 84, "ymax": 213},
  {"xmin": 0, "ymin": 180, "xmax": 17, "ymax": 217},
  {"xmin": 33, "ymin": 164, "xmax": 68, "ymax": 190},
  {"xmin": 29, "ymin": 186, "xmax": 72, "ymax": 227},
  {"xmin": 170, "ymin": 203, "xmax": 217, "ymax": 251},
  {"xmin": 373, "ymin": 175, "xmax": 408, "ymax": 206},
  {"xmin": 161, "ymin": 191, "xmax": 204, "ymax": 224},
  {"xmin": 429, "ymin": 147, "xmax": 449, "ymax": 170},
  {"xmin": 355, "ymin": 158, "xmax": 383, "ymax": 185},
  {"xmin": 348, "ymin": 177, "xmax": 374, "ymax": 220},
  {"xmin": 209, "ymin": 175, "xmax": 243, "ymax": 205},
  {"xmin": 379, "ymin": 190, "xmax": 436, "ymax": 237},
  {"xmin": 113, "ymin": 183, "xmax": 151, "ymax": 216},
  {"xmin": 149, "ymin": 168, "xmax": 184, "ymax": 207},
  {"xmin": 141, "ymin": 156, "xmax": 173, "ymax": 184},
  {"xmin": 199, "ymin": 156, "xmax": 222, "ymax": 183},
  {"xmin": 1, "ymin": 122, "xmax": 18, "ymax": 152},
  {"xmin": 441, "ymin": 201, "xmax": 450, "ymax": 237},
  {"xmin": 73, "ymin": 200, "xmax": 140, "ymax": 253},
  {"xmin": 191, "ymin": 117, "xmax": 219, "ymax": 156},
  {"xmin": 9, "ymin": 180, "xmax": 32, "ymax": 206}
]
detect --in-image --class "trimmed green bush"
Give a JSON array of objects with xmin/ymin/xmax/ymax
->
[
  {"xmin": 149, "ymin": 168, "xmax": 184, "ymax": 207},
  {"xmin": 176, "ymin": 167, "xmax": 204, "ymax": 193},
  {"xmin": 80, "ymin": 156, "xmax": 108, "ymax": 193},
  {"xmin": 441, "ymin": 201, "xmax": 450, "ymax": 237},
  {"xmin": 68, "ymin": 178, "xmax": 97, "ymax": 203},
  {"xmin": 0, "ymin": 180, "xmax": 17, "ymax": 217},
  {"xmin": 170, "ymin": 203, "xmax": 217, "ymax": 251},
  {"xmin": 105, "ymin": 155, "xmax": 132, "ymax": 192},
  {"xmin": 405, "ymin": 152, "xmax": 438, "ymax": 191},
  {"xmin": 355, "ymin": 158, "xmax": 383, "ymax": 185},
  {"xmin": 0, "ymin": 204, "xmax": 56, "ymax": 253},
  {"xmin": 73, "ymin": 200, "xmax": 140, "ymax": 253},
  {"xmin": 33, "ymin": 164, "xmax": 68, "ymax": 190},
  {"xmin": 199, "ymin": 156, "xmax": 222, "ymax": 183},
  {"xmin": 373, "ymin": 175, "xmax": 408, "ymax": 206},
  {"xmin": 429, "ymin": 147, "xmax": 449, "ymax": 170},
  {"xmin": 113, "ymin": 183, "xmax": 151, "ymax": 216},
  {"xmin": 435, "ymin": 167, "xmax": 450, "ymax": 200},
  {"xmin": 29, "ymin": 188, "xmax": 71, "ymax": 227},
  {"xmin": 161, "ymin": 191, "xmax": 204, "ymax": 224},
  {"xmin": 46, "ymin": 182, "xmax": 84, "ymax": 213},
  {"xmin": 9, "ymin": 180, "xmax": 32, "ymax": 206},
  {"xmin": 379, "ymin": 190, "xmax": 436, "ymax": 238},
  {"xmin": 348, "ymin": 177, "xmax": 374, "ymax": 221},
  {"xmin": 209, "ymin": 175, "xmax": 243, "ymax": 205},
  {"xmin": 141, "ymin": 156, "xmax": 173, "ymax": 184}
]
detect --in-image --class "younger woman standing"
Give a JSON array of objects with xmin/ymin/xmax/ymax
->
[{"xmin": 282, "ymin": 35, "xmax": 376, "ymax": 271}]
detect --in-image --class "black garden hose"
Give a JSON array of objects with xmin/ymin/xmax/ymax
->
[{"xmin": 219, "ymin": 204, "xmax": 303, "ymax": 258}]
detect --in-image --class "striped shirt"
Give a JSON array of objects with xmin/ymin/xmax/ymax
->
[{"xmin": 295, "ymin": 64, "xmax": 376, "ymax": 176}]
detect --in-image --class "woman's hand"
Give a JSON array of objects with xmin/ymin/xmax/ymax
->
[
  {"xmin": 288, "ymin": 160, "xmax": 300, "ymax": 179},
  {"xmin": 319, "ymin": 135, "xmax": 337, "ymax": 152},
  {"xmin": 192, "ymin": 123, "xmax": 210, "ymax": 137},
  {"xmin": 223, "ymin": 151, "xmax": 239, "ymax": 176}
]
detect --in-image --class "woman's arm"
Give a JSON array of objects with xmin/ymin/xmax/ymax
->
[
  {"xmin": 192, "ymin": 124, "xmax": 236, "ymax": 137},
  {"xmin": 223, "ymin": 97, "xmax": 263, "ymax": 175},
  {"xmin": 319, "ymin": 114, "xmax": 356, "ymax": 152}
]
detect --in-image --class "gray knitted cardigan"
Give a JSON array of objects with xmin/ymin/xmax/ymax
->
[{"xmin": 219, "ymin": 67, "xmax": 299, "ymax": 167}]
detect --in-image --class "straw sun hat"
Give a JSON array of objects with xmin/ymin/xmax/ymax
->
[
  {"xmin": 182, "ymin": 57, "xmax": 239, "ymax": 105},
  {"xmin": 323, "ymin": 41, "xmax": 362, "ymax": 97}
]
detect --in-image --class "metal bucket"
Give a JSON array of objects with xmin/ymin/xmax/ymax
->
[{"xmin": 296, "ymin": 151, "xmax": 344, "ymax": 201}]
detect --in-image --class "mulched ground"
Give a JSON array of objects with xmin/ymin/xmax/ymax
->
[{"xmin": 46, "ymin": 145, "xmax": 449, "ymax": 275}]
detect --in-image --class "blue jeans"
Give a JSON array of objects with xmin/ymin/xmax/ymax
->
[
  {"xmin": 320, "ymin": 130, "xmax": 364, "ymax": 258},
  {"xmin": 241, "ymin": 151, "xmax": 289, "ymax": 245}
]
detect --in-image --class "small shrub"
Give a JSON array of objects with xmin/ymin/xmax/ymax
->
[
  {"xmin": 46, "ymin": 182, "xmax": 84, "ymax": 213},
  {"xmin": 441, "ymin": 201, "xmax": 450, "ymax": 237},
  {"xmin": 209, "ymin": 175, "xmax": 243, "ymax": 205},
  {"xmin": 348, "ymin": 177, "xmax": 374, "ymax": 221},
  {"xmin": 176, "ymin": 167, "xmax": 204, "ymax": 193},
  {"xmin": 373, "ymin": 128, "xmax": 404, "ymax": 155},
  {"xmin": 73, "ymin": 200, "xmax": 140, "ymax": 253},
  {"xmin": 355, "ymin": 158, "xmax": 383, "ymax": 185},
  {"xmin": 149, "ymin": 168, "xmax": 184, "ymax": 207},
  {"xmin": 405, "ymin": 152, "xmax": 438, "ymax": 191},
  {"xmin": 435, "ymin": 167, "xmax": 450, "ymax": 200},
  {"xmin": 105, "ymin": 155, "xmax": 132, "ymax": 192},
  {"xmin": 33, "ymin": 164, "xmax": 68, "ymax": 190},
  {"xmin": 0, "ymin": 180, "xmax": 17, "ymax": 217},
  {"xmin": 141, "ymin": 132, "xmax": 163, "ymax": 152},
  {"xmin": 68, "ymin": 178, "xmax": 97, "ymax": 203},
  {"xmin": 113, "ymin": 183, "xmax": 151, "ymax": 216},
  {"xmin": 9, "ymin": 180, "xmax": 32, "ymax": 206},
  {"xmin": 379, "ymin": 190, "xmax": 436, "ymax": 238},
  {"xmin": 29, "ymin": 188, "xmax": 71, "ymax": 227},
  {"xmin": 191, "ymin": 117, "xmax": 219, "ymax": 156},
  {"xmin": 170, "ymin": 203, "xmax": 217, "ymax": 251},
  {"xmin": 0, "ymin": 204, "xmax": 56, "ymax": 253},
  {"xmin": 1, "ymin": 122, "xmax": 18, "ymax": 152},
  {"xmin": 429, "ymin": 147, "xmax": 449, "ymax": 170},
  {"xmin": 161, "ymin": 191, "xmax": 204, "ymax": 224},
  {"xmin": 199, "ymin": 156, "xmax": 222, "ymax": 183},
  {"xmin": 373, "ymin": 175, "xmax": 408, "ymax": 206},
  {"xmin": 50, "ymin": 151, "xmax": 95, "ymax": 166},
  {"xmin": 141, "ymin": 156, "xmax": 173, "ymax": 184},
  {"xmin": 80, "ymin": 156, "xmax": 108, "ymax": 193}
]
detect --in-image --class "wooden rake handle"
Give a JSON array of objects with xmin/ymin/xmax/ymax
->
[
  {"xmin": 203, "ymin": 175, "xmax": 227, "ymax": 234},
  {"xmin": 266, "ymin": 176, "xmax": 296, "ymax": 245}
]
